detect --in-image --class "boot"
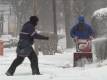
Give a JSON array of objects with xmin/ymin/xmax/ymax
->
[
  {"xmin": 31, "ymin": 64, "xmax": 40, "ymax": 75},
  {"xmin": 5, "ymin": 71, "xmax": 14, "ymax": 76},
  {"xmin": 5, "ymin": 67, "xmax": 16, "ymax": 76},
  {"xmin": 32, "ymin": 71, "xmax": 40, "ymax": 75}
]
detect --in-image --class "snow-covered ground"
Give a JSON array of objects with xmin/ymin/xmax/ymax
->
[{"xmin": 0, "ymin": 47, "xmax": 107, "ymax": 80}]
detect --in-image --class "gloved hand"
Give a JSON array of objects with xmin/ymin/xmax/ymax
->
[
  {"xmin": 45, "ymin": 37, "xmax": 49, "ymax": 40},
  {"xmin": 73, "ymin": 36, "xmax": 78, "ymax": 42},
  {"xmin": 89, "ymin": 36, "xmax": 93, "ymax": 40}
]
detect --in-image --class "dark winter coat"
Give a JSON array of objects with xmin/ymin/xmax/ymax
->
[{"xmin": 16, "ymin": 21, "xmax": 48, "ymax": 57}]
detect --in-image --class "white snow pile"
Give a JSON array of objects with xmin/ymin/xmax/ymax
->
[{"xmin": 92, "ymin": 37, "xmax": 107, "ymax": 61}]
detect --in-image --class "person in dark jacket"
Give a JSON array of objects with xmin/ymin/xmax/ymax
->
[
  {"xmin": 70, "ymin": 15, "xmax": 95, "ymax": 41},
  {"xmin": 5, "ymin": 16, "xmax": 49, "ymax": 76}
]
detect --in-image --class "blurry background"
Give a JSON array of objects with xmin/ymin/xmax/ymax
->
[{"xmin": 0, "ymin": 0, "xmax": 107, "ymax": 55}]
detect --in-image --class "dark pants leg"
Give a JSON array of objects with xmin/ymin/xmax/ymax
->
[
  {"xmin": 6, "ymin": 56, "xmax": 24, "ymax": 75},
  {"xmin": 28, "ymin": 50, "xmax": 40, "ymax": 75}
]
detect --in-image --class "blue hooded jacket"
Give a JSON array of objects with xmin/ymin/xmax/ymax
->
[{"xmin": 70, "ymin": 16, "xmax": 95, "ymax": 39}]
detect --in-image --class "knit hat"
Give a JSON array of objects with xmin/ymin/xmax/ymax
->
[
  {"xmin": 30, "ymin": 16, "xmax": 39, "ymax": 22},
  {"xmin": 78, "ymin": 15, "xmax": 85, "ymax": 23}
]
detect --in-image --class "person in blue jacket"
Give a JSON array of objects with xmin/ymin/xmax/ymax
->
[
  {"xmin": 5, "ymin": 16, "xmax": 49, "ymax": 76},
  {"xmin": 70, "ymin": 15, "xmax": 95, "ymax": 41}
]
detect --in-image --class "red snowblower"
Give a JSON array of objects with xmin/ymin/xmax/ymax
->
[{"xmin": 73, "ymin": 39, "xmax": 93, "ymax": 67}]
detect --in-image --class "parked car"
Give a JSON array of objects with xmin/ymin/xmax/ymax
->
[{"xmin": 0, "ymin": 34, "xmax": 18, "ymax": 48}]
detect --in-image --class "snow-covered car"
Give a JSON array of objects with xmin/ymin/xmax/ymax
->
[
  {"xmin": 0, "ymin": 34, "xmax": 18, "ymax": 48},
  {"xmin": 11, "ymin": 37, "xmax": 19, "ymax": 47}
]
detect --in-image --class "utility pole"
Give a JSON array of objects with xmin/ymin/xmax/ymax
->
[
  {"xmin": 52, "ymin": 0, "xmax": 58, "ymax": 52},
  {"xmin": 52, "ymin": 0, "xmax": 57, "ymax": 35}
]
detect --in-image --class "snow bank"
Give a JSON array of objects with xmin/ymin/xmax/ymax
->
[{"xmin": 92, "ymin": 37, "xmax": 107, "ymax": 61}]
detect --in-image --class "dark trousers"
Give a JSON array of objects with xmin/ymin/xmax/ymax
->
[{"xmin": 7, "ymin": 49, "xmax": 40, "ymax": 75}]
